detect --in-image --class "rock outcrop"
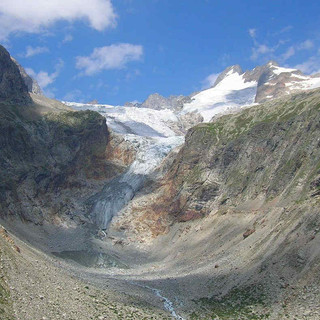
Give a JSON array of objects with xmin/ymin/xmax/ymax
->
[
  {"xmin": 0, "ymin": 45, "xmax": 32, "ymax": 105},
  {"xmin": 212, "ymin": 64, "xmax": 243, "ymax": 87},
  {"xmin": 12, "ymin": 57, "xmax": 43, "ymax": 95},
  {"xmin": 138, "ymin": 93, "xmax": 191, "ymax": 111},
  {"xmin": 0, "ymin": 45, "xmax": 119, "ymax": 226}
]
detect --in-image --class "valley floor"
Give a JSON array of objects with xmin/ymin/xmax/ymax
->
[
  {"xmin": 0, "ymin": 224, "xmax": 171, "ymax": 320},
  {"xmin": 1, "ymin": 202, "xmax": 320, "ymax": 320}
]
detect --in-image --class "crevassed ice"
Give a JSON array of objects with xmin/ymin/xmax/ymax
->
[{"xmin": 93, "ymin": 135, "xmax": 184, "ymax": 229}]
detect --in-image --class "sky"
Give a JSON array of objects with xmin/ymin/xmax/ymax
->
[{"xmin": 1, "ymin": 0, "xmax": 320, "ymax": 105}]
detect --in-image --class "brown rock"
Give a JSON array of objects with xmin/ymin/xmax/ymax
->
[{"xmin": 243, "ymin": 229, "xmax": 255, "ymax": 239}]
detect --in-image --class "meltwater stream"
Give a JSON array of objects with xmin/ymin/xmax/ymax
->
[{"xmin": 130, "ymin": 281, "xmax": 185, "ymax": 320}]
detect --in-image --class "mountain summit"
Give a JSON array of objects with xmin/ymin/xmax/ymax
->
[
  {"xmin": 213, "ymin": 64, "xmax": 243, "ymax": 87},
  {"xmin": 182, "ymin": 61, "xmax": 320, "ymax": 121},
  {"xmin": 0, "ymin": 45, "xmax": 32, "ymax": 105},
  {"xmin": 11, "ymin": 58, "xmax": 43, "ymax": 96}
]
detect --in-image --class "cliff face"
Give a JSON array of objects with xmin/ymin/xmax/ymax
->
[
  {"xmin": 0, "ymin": 45, "xmax": 119, "ymax": 225},
  {"xmin": 0, "ymin": 45, "xmax": 31, "ymax": 105},
  {"xmin": 0, "ymin": 102, "xmax": 115, "ymax": 224},
  {"xmin": 12, "ymin": 57, "xmax": 43, "ymax": 95},
  {"xmin": 154, "ymin": 90, "xmax": 320, "ymax": 221}
]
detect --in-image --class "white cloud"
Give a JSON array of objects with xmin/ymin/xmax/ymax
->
[
  {"xmin": 294, "ymin": 55, "xmax": 320, "ymax": 75},
  {"xmin": 279, "ymin": 25, "xmax": 293, "ymax": 33},
  {"xmin": 0, "ymin": 0, "xmax": 117, "ymax": 40},
  {"xmin": 63, "ymin": 89, "xmax": 85, "ymax": 102},
  {"xmin": 26, "ymin": 59, "xmax": 64, "ymax": 89},
  {"xmin": 24, "ymin": 45, "xmax": 49, "ymax": 58},
  {"xmin": 281, "ymin": 46, "xmax": 295, "ymax": 62},
  {"xmin": 125, "ymin": 68, "xmax": 141, "ymax": 81},
  {"xmin": 279, "ymin": 40, "xmax": 314, "ymax": 63},
  {"xmin": 62, "ymin": 34, "xmax": 73, "ymax": 44},
  {"xmin": 76, "ymin": 43, "xmax": 143, "ymax": 75},
  {"xmin": 251, "ymin": 44, "xmax": 275, "ymax": 61},
  {"xmin": 248, "ymin": 28, "xmax": 256, "ymax": 38},
  {"xmin": 298, "ymin": 39, "xmax": 314, "ymax": 50},
  {"xmin": 272, "ymin": 25, "xmax": 293, "ymax": 36},
  {"xmin": 202, "ymin": 73, "xmax": 219, "ymax": 89}
]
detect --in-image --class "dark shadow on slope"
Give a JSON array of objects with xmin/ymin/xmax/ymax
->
[
  {"xmin": 88, "ymin": 171, "xmax": 148, "ymax": 230},
  {"xmin": 225, "ymin": 86, "xmax": 257, "ymax": 105}
]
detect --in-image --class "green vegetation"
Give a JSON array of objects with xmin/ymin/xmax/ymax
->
[
  {"xmin": 46, "ymin": 110, "xmax": 105, "ymax": 132},
  {"xmin": 191, "ymin": 89, "xmax": 320, "ymax": 146},
  {"xmin": 180, "ymin": 89, "xmax": 320, "ymax": 207},
  {"xmin": 190, "ymin": 286, "xmax": 271, "ymax": 320}
]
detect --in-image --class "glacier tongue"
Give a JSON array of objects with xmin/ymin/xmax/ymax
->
[{"xmin": 93, "ymin": 134, "xmax": 184, "ymax": 229}]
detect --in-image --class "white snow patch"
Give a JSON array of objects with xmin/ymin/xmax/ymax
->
[
  {"xmin": 290, "ymin": 73, "xmax": 309, "ymax": 80},
  {"xmin": 285, "ymin": 76, "xmax": 320, "ymax": 91},
  {"xmin": 182, "ymin": 72, "xmax": 257, "ymax": 122},
  {"xmin": 272, "ymin": 66, "xmax": 298, "ymax": 75}
]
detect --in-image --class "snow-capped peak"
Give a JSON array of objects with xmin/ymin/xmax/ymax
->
[
  {"xmin": 183, "ymin": 68, "xmax": 257, "ymax": 122},
  {"xmin": 213, "ymin": 64, "xmax": 243, "ymax": 87},
  {"xmin": 181, "ymin": 61, "xmax": 320, "ymax": 122}
]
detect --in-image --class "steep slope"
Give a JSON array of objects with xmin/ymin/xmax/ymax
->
[
  {"xmin": 0, "ymin": 45, "xmax": 120, "ymax": 227},
  {"xmin": 115, "ymin": 88, "xmax": 320, "ymax": 238},
  {"xmin": 0, "ymin": 45, "xmax": 31, "ymax": 105},
  {"xmin": 107, "ymin": 89, "xmax": 320, "ymax": 318},
  {"xmin": 11, "ymin": 57, "xmax": 43, "ymax": 95},
  {"xmin": 182, "ymin": 66, "xmax": 257, "ymax": 122}
]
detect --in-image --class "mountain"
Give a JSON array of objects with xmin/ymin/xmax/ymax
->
[
  {"xmin": 68, "ymin": 61, "xmax": 320, "ymax": 130},
  {"xmin": 0, "ymin": 45, "xmax": 32, "ymax": 105},
  {"xmin": 139, "ymin": 93, "xmax": 192, "ymax": 111},
  {"xmin": 0, "ymin": 45, "xmax": 118, "ymax": 226},
  {"xmin": 182, "ymin": 61, "xmax": 320, "ymax": 122},
  {"xmin": 11, "ymin": 57, "xmax": 43, "ymax": 95},
  {"xmin": 243, "ymin": 60, "xmax": 320, "ymax": 102}
]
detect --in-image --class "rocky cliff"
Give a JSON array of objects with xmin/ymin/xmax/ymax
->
[
  {"xmin": 12, "ymin": 57, "xmax": 43, "ymax": 95},
  {"xmin": 0, "ymin": 45, "xmax": 31, "ymax": 105},
  {"xmin": 0, "ymin": 45, "xmax": 122, "ymax": 226},
  {"xmin": 166, "ymin": 89, "xmax": 320, "ymax": 220}
]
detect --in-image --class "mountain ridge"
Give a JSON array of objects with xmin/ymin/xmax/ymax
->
[{"xmin": 67, "ymin": 60, "xmax": 320, "ymax": 128}]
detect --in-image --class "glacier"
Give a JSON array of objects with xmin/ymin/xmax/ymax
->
[{"xmin": 65, "ymin": 101, "xmax": 184, "ymax": 229}]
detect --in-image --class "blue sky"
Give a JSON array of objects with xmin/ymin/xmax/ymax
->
[{"xmin": 2, "ymin": 0, "xmax": 320, "ymax": 104}]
